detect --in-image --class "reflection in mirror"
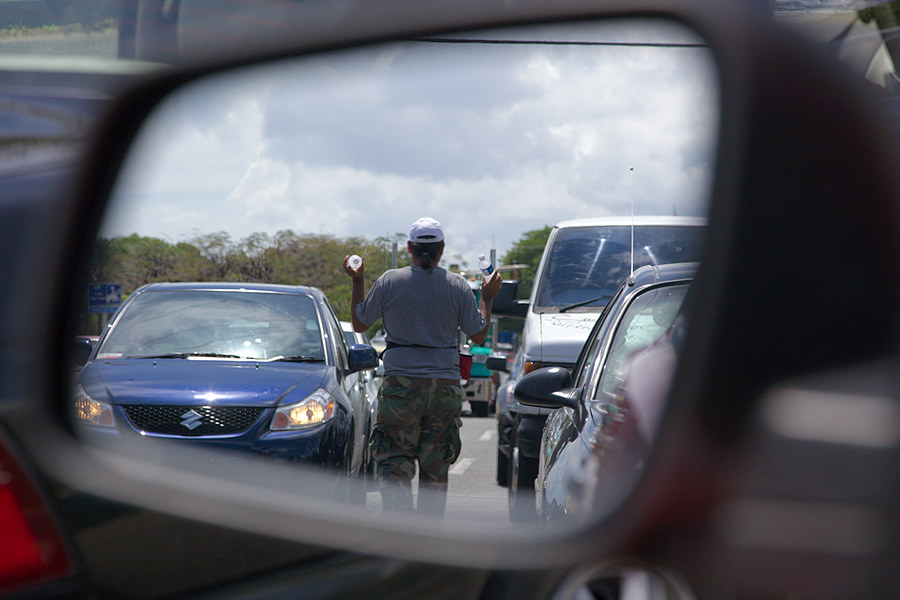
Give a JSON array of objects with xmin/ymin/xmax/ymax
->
[{"xmin": 72, "ymin": 18, "xmax": 719, "ymax": 530}]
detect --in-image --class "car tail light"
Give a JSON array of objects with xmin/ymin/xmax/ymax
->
[{"xmin": 0, "ymin": 430, "xmax": 72, "ymax": 593}]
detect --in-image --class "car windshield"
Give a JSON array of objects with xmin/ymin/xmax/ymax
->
[
  {"xmin": 534, "ymin": 225, "xmax": 704, "ymax": 310},
  {"xmin": 96, "ymin": 290, "xmax": 325, "ymax": 361}
]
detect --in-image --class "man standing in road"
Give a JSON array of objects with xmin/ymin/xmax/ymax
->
[{"xmin": 343, "ymin": 216, "xmax": 501, "ymax": 516}]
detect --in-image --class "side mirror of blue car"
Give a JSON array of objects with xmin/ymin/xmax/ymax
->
[
  {"xmin": 348, "ymin": 344, "xmax": 379, "ymax": 372},
  {"xmin": 514, "ymin": 366, "xmax": 577, "ymax": 410}
]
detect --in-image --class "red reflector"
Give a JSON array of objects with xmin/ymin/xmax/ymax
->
[
  {"xmin": 0, "ymin": 436, "xmax": 71, "ymax": 591},
  {"xmin": 0, "ymin": 485, "xmax": 44, "ymax": 576}
]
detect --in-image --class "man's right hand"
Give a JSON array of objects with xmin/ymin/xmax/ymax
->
[
  {"xmin": 343, "ymin": 255, "xmax": 364, "ymax": 281},
  {"xmin": 481, "ymin": 270, "xmax": 502, "ymax": 301}
]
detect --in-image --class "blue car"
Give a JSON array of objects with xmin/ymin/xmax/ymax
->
[{"xmin": 72, "ymin": 282, "xmax": 378, "ymax": 491}]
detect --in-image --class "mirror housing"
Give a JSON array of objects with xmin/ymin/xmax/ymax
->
[
  {"xmin": 485, "ymin": 355, "xmax": 509, "ymax": 373},
  {"xmin": 491, "ymin": 280, "xmax": 529, "ymax": 318},
  {"xmin": 40, "ymin": 3, "xmax": 900, "ymax": 594},
  {"xmin": 514, "ymin": 366, "xmax": 577, "ymax": 410},
  {"xmin": 348, "ymin": 344, "xmax": 379, "ymax": 372}
]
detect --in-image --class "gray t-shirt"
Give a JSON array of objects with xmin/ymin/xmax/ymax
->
[{"xmin": 355, "ymin": 265, "xmax": 485, "ymax": 379}]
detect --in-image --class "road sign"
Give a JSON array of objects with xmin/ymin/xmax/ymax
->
[{"xmin": 89, "ymin": 283, "xmax": 122, "ymax": 314}]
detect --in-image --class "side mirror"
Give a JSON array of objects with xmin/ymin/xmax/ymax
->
[
  {"xmin": 72, "ymin": 336, "xmax": 97, "ymax": 367},
  {"xmin": 485, "ymin": 355, "xmax": 509, "ymax": 373},
  {"xmin": 348, "ymin": 344, "xmax": 378, "ymax": 372},
  {"xmin": 514, "ymin": 366, "xmax": 578, "ymax": 410},
  {"xmin": 492, "ymin": 280, "xmax": 529, "ymax": 318}
]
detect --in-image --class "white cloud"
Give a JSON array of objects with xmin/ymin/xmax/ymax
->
[
  {"xmin": 103, "ymin": 19, "xmax": 719, "ymax": 266},
  {"xmin": 228, "ymin": 158, "xmax": 291, "ymax": 217}
]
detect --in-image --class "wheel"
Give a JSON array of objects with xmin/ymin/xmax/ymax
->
[
  {"xmin": 496, "ymin": 444, "xmax": 509, "ymax": 487},
  {"xmin": 508, "ymin": 436, "xmax": 538, "ymax": 521},
  {"xmin": 471, "ymin": 400, "xmax": 489, "ymax": 417}
]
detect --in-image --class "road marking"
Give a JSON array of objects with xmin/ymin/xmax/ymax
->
[
  {"xmin": 449, "ymin": 458, "xmax": 475, "ymax": 475},
  {"xmin": 479, "ymin": 430, "xmax": 495, "ymax": 441}
]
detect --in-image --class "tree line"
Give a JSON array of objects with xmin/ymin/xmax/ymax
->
[{"xmin": 76, "ymin": 228, "xmax": 552, "ymax": 335}]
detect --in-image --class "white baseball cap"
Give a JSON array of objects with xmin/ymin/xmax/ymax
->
[{"xmin": 408, "ymin": 216, "xmax": 445, "ymax": 243}]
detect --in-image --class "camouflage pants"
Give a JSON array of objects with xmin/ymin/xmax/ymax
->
[{"xmin": 370, "ymin": 376, "xmax": 462, "ymax": 516}]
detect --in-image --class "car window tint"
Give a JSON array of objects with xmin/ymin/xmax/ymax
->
[
  {"xmin": 571, "ymin": 285, "xmax": 626, "ymax": 388},
  {"xmin": 573, "ymin": 330, "xmax": 605, "ymax": 390},
  {"xmin": 97, "ymin": 290, "xmax": 325, "ymax": 360},
  {"xmin": 592, "ymin": 284, "xmax": 688, "ymax": 400}
]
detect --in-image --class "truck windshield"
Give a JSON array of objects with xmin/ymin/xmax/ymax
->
[{"xmin": 534, "ymin": 225, "xmax": 704, "ymax": 311}]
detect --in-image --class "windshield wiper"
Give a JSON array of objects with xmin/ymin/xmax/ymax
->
[
  {"xmin": 559, "ymin": 294, "xmax": 613, "ymax": 313},
  {"xmin": 270, "ymin": 355, "xmax": 326, "ymax": 363},
  {"xmin": 133, "ymin": 352, "xmax": 243, "ymax": 359}
]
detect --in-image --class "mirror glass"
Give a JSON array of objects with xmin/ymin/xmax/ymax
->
[{"xmin": 72, "ymin": 18, "xmax": 719, "ymax": 533}]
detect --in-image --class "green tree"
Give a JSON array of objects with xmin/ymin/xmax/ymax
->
[{"xmin": 78, "ymin": 230, "xmax": 419, "ymax": 336}]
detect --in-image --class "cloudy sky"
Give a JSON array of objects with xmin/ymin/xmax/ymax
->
[{"xmin": 104, "ymin": 18, "xmax": 719, "ymax": 269}]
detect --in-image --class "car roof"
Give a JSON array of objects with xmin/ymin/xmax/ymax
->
[
  {"xmin": 627, "ymin": 262, "xmax": 699, "ymax": 289},
  {"xmin": 133, "ymin": 282, "xmax": 324, "ymax": 296},
  {"xmin": 553, "ymin": 215, "xmax": 707, "ymax": 229}
]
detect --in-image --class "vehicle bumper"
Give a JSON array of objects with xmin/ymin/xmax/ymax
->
[
  {"xmin": 462, "ymin": 376, "xmax": 493, "ymax": 401},
  {"xmin": 76, "ymin": 406, "xmax": 349, "ymax": 467}
]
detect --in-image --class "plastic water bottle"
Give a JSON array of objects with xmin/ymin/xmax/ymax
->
[
  {"xmin": 348, "ymin": 255, "xmax": 363, "ymax": 269},
  {"xmin": 478, "ymin": 254, "xmax": 494, "ymax": 277}
]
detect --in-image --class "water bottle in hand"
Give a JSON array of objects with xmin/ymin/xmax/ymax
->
[
  {"xmin": 348, "ymin": 255, "xmax": 363, "ymax": 269},
  {"xmin": 478, "ymin": 254, "xmax": 494, "ymax": 277}
]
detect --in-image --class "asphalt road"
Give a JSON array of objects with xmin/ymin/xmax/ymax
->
[{"xmin": 365, "ymin": 413, "xmax": 511, "ymax": 524}]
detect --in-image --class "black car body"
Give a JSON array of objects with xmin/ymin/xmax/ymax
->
[{"xmin": 516, "ymin": 263, "xmax": 695, "ymax": 523}]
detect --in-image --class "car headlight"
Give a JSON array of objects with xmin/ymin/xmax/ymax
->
[
  {"xmin": 271, "ymin": 389, "xmax": 335, "ymax": 430},
  {"xmin": 73, "ymin": 387, "xmax": 115, "ymax": 427}
]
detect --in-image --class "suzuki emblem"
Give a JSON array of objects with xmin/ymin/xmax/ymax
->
[{"xmin": 180, "ymin": 409, "xmax": 204, "ymax": 430}]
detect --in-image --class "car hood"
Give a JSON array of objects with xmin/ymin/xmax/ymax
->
[
  {"xmin": 79, "ymin": 359, "xmax": 330, "ymax": 407},
  {"xmin": 536, "ymin": 313, "xmax": 603, "ymax": 365}
]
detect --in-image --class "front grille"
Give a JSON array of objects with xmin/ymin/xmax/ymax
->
[{"xmin": 122, "ymin": 405, "xmax": 266, "ymax": 437}]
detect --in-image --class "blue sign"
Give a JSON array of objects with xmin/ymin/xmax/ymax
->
[{"xmin": 89, "ymin": 283, "xmax": 122, "ymax": 314}]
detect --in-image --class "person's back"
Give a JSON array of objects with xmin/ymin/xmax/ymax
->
[
  {"xmin": 364, "ymin": 264, "xmax": 480, "ymax": 380},
  {"xmin": 343, "ymin": 216, "xmax": 501, "ymax": 516}
]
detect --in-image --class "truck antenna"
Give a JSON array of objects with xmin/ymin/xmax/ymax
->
[{"xmin": 629, "ymin": 167, "xmax": 635, "ymax": 284}]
